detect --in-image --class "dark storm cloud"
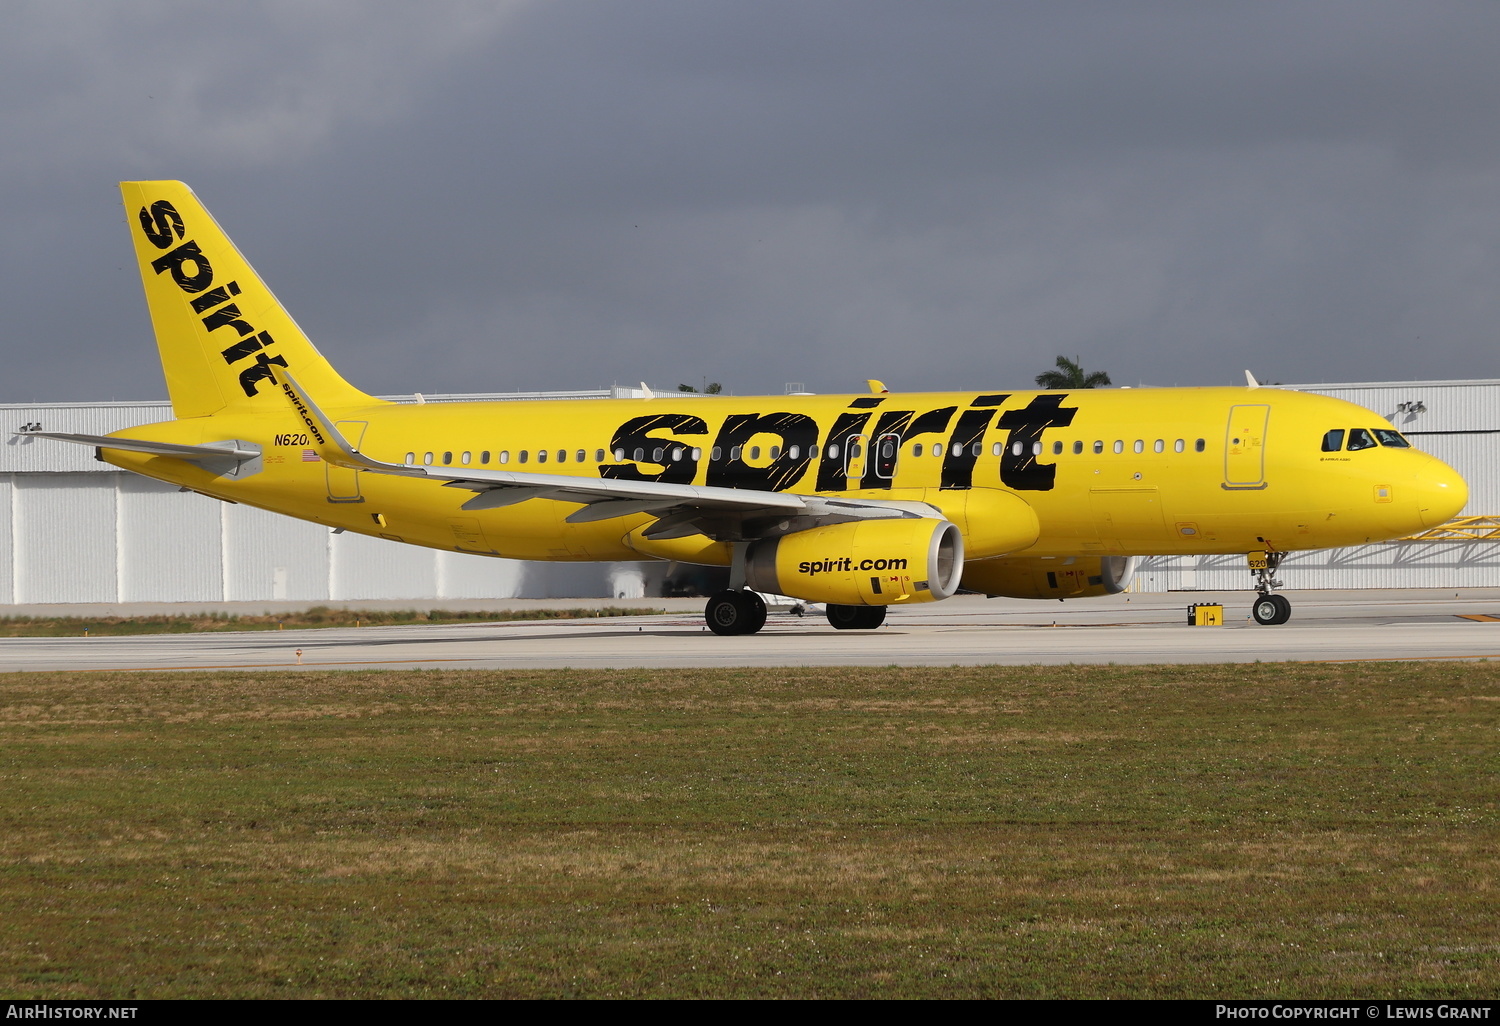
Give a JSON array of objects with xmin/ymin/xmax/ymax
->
[{"xmin": 3, "ymin": 0, "xmax": 1500, "ymax": 404}]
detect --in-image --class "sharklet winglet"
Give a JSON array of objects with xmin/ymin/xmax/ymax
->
[{"xmin": 273, "ymin": 369, "xmax": 420, "ymax": 476}]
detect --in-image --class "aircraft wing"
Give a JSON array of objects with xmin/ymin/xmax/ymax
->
[
  {"xmin": 13, "ymin": 432, "xmax": 260, "ymax": 461},
  {"xmin": 275, "ymin": 371, "xmax": 936, "ymax": 534}
]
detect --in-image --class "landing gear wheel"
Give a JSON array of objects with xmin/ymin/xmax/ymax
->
[
  {"xmin": 826, "ymin": 604, "xmax": 887, "ymax": 630},
  {"xmin": 1252, "ymin": 593, "xmax": 1292, "ymax": 625},
  {"xmin": 705, "ymin": 590, "xmax": 767, "ymax": 636}
]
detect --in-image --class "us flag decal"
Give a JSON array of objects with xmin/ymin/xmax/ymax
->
[{"xmin": 301, "ymin": 449, "xmax": 320, "ymax": 462}]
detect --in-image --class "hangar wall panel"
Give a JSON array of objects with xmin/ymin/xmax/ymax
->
[
  {"xmin": 1, "ymin": 403, "xmax": 173, "ymax": 474},
  {"xmin": 1138, "ymin": 543, "xmax": 1500, "ymax": 592},
  {"xmin": 14, "ymin": 474, "xmax": 117, "ymax": 603},
  {"xmin": 434, "ymin": 550, "xmax": 526, "ymax": 600},
  {"xmin": 0, "ymin": 477, "xmax": 13, "ymax": 605},
  {"xmin": 223, "ymin": 503, "xmax": 329, "ymax": 602},
  {"xmin": 330, "ymin": 533, "xmax": 439, "ymax": 601},
  {"xmin": 117, "ymin": 476, "xmax": 223, "ymax": 602}
]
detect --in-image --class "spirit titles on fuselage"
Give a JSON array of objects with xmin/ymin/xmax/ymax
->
[{"xmin": 598, "ymin": 392, "xmax": 1079, "ymax": 494}]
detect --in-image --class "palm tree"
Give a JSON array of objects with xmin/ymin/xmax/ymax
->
[
  {"xmin": 677, "ymin": 381, "xmax": 723, "ymax": 394},
  {"xmin": 1035, "ymin": 355, "xmax": 1110, "ymax": 389}
]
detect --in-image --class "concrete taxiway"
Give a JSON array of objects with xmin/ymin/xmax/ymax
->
[{"xmin": 2, "ymin": 589, "xmax": 1499, "ymax": 672}]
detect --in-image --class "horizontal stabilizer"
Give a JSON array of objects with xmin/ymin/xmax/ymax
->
[{"xmin": 16, "ymin": 432, "xmax": 259, "ymax": 461}]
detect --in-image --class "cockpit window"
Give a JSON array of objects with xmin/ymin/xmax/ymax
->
[
  {"xmin": 1373, "ymin": 428, "xmax": 1410, "ymax": 448},
  {"xmin": 1346, "ymin": 428, "xmax": 1378, "ymax": 451},
  {"xmin": 1321, "ymin": 429, "xmax": 1345, "ymax": 452}
]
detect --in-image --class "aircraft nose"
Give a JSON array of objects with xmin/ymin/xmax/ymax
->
[{"xmin": 1414, "ymin": 457, "xmax": 1468, "ymax": 529}]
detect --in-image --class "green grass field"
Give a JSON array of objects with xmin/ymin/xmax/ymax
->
[
  {"xmin": 0, "ymin": 606, "xmax": 662, "ymax": 637},
  {"xmin": 0, "ymin": 663, "xmax": 1495, "ymax": 998}
]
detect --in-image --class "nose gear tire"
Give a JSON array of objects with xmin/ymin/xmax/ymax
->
[{"xmin": 1252, "ymin": 594, "xmax": 1292, "ymax": 625}]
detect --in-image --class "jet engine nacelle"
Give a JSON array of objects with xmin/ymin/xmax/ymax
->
[
  {"xmin": 746, "ymin": 518, "xmax": 964, "ymax": 606},
  {"xmin": 961, "ymin": 555, "xmax": 1138, "ymax": 600}
]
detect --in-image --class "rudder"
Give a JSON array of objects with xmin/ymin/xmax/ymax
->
[{"xmin": 121, "ymin": 180, "xmax": 376, "ymax": 419}]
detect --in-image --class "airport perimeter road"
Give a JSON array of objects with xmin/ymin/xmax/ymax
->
[{"xmin": 3, "ymin": 590, "xmax": 1500, "ymax": 671}]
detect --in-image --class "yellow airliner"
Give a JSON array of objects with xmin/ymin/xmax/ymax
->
[{"xmin": 27, "ymin": 182, "xmax": 1469, "ymax": 634}]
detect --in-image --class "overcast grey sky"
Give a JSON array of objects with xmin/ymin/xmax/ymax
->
[{"xmin": 4, "ymin": 0, "xmax": 1500, "ymax": 402}]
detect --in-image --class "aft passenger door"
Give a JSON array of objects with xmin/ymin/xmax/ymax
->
[
  {"xmin": 326, "ymin": 420, "xmax": 367, "ymax": 503},
  {"xmin": 1223, "ymin": 405, "xmax": 1269, "ymax": 491}
]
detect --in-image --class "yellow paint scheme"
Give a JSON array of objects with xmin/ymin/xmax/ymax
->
[
  {"xmin": 101, "ymin": 385, "xmax": 1467, "ymax": 564},
  {"xmin": 93, "ymin": 181, "xmax": 1469, "ymax": 591}
]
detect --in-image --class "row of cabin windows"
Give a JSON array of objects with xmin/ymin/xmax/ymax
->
[
  {"xmin": 404, "ymin": 449, "xmax": 609, "ymax": 467},
  {"xmin": 403, "ymin": 437, "xmax": 1211, "ymax": 467},
  {"xmin": 1320, "ymin": 428, "xmax": 1411, "ymax": 452}
]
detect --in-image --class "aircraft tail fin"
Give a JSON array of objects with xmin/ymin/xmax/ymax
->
[{"xmin": 120, "ymin": 181, "xmax": 378, "ymax": 419}]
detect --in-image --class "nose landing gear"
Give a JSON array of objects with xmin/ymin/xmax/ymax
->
[{"xmin": 1248, "ymin": 549, "xmax": 1292, "ymax": 625}]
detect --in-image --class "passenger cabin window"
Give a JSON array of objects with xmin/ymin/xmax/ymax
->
[
  {"xmin": 1153, "ymin": 439, "xmax": 1164, "ymax": 453},
  {"xmin": 1093, "ymin": 441, "xmax": 1103, "ymax": 454},
  {"xmin": 1373, "ymin": 429, "xmax": 1410, "ymax": 448},
  {"xmin": 931, "ymin": 443, "xmax": 941, "ymax": 457},
  {"xmin": 711, "ymin": 446, "xmax": 723, "ymax": 461},
  {"xmin": 461, "ymin": 451, "xmax": 471, "ymax": 465},
  {"xmin": 481, "ymin": 451, "xmax": 490, "ymax": 464},
  {"xmin": 423, "ymin": 452, "xmax": 434, "ymax": 466},
  {"xmin": 1073, "ymin": 441, "xmax": 1083, "ymax": 455},
  {"xmin": 576, "ymin": 449, "xmax": 586, "ymax": 462},
  {"xmin": 499, "ymin": 451, "xmax": 510, "ymax": 464},
  {"xmin": 913, "ymin": 443, "xmax": 925, "ymax": 457},
  {"xmin": 1053, "ymin": 441, "xmax": 1063, "ymax": 455},
  {"xmin": 1113, "ymin": 440, "xmax": 1124, "ymax": 454},
  {"xmin": 1174, "ymin": 439, "xmax": 1184, "ymax": 453},
  {"xmin": 537, "ymin": 450, "xmax": 548, "ymax": 463},
  {"xmin": 1347, "ymin": 428, "xmax": 1378, "ymax": 451},
  {"xmin": 1133, "ymin": 440, "xmax": 1144, "ymax": 454},
  {"xmin": 519, "ymin": 451, "xmax": 529, "ymax": 463},
  {"xmin": 1194, "ymin": 439, "xmax": 1206, "ymax": 452},
  {"xmin": 614, "ymin": 448, "xmax": 626, "ymax": 461},
  {"xmin": 595, "ymin": 449, "xmax": 605, "ymax": 462},
  {"xmin": 1322, "ymin": 429, "xmax": 1345, "ymax": 452},
  {"xmin": 557, "ymin": 450, "xmax": 567, "ymax": 463},
  {"xmin": 405, "ymin": 452, "xmax": 415, "ymax": 465}
]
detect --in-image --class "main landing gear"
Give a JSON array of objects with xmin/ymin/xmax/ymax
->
[
  {"xmin": 1248, "ymin": 549, "xmax": 1292, "ymax": 625},
  {"xmin": 704, "ymin": 594, "xmax": 889, "ymax": 635},
  {"xmin": 705, "ymin": 590, "xmax": 766, "ymax": 636}
]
